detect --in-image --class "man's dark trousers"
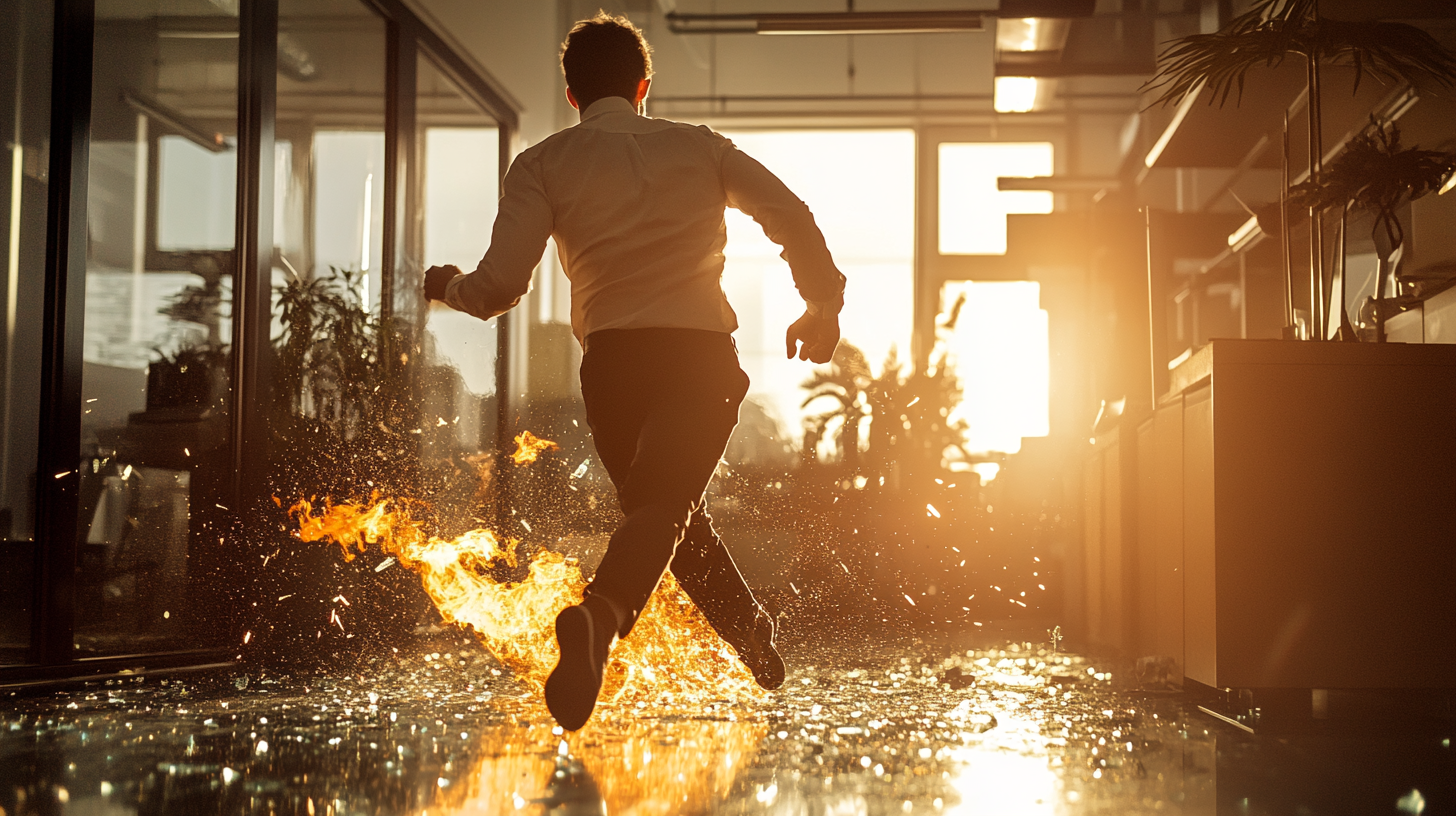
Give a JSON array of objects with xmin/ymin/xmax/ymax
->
[{"xmin": 579, "ymin": 327, "xmax": 765, "ymax": 644}]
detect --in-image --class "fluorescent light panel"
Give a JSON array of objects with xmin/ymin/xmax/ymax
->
[
  {"xmin": 667, "ymin": 10, "xmax": 984, "ymax": 35},
  {"xmin": 994, "ymin": 77, "xmax": 1039, "ymax": 113}
]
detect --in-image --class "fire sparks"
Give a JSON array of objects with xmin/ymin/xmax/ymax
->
[
  {"xmin": 510, "ymin": 431, "xmax": 559, "ymax": 465},
  {"xmin": 289, "ymin": 494, "xmax": 762, "ymax": 706}
]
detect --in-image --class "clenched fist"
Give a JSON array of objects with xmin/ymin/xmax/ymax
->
[{"xmin": 424, "ymin": 264, "xmax": 462, "ymax": 302}]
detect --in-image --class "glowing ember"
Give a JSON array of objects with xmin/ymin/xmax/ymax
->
[
  {"xmin": 290, "ymin": 495, "xmax": 763, "ymax": 706},
  {"xmin": 510, "ymin": 431, "xmax": 559, "ymax": 465}
]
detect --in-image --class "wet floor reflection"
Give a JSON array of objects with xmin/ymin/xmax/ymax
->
[
  {"xmin": 0, "ymin": 638, "xmax": 1450, "ymax": 815},
  {"xmin": 449, "ymin": 717, "xmax": 765, "ymax": 814}
]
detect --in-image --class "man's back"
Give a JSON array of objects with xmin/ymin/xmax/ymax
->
[
  {"xmin": 526, "ymin": 97, "xmax": 737, "ymax": 340},
  {"xmin": 442, "ymin": 98, "xmax": 843, "ymax": 344}
]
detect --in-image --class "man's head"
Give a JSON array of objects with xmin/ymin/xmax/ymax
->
[{"xmin": 560, "ymin": 12, "xmax": 653, "ymax": 112}]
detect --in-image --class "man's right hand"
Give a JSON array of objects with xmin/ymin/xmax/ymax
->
[
  {"xmin": 786, "ymin": 310, "xmax": 839, "ymax": 364},
  {"xmin": 424, "ymin": 264, "xmax": 462, "ymax": 302}
]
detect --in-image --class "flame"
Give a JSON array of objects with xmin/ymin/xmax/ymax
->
[
  {"xmin": 510, "ymin": 430, "xmax": 559, "ymax": 465},
  {"xmin": 290, "ymin": 494, "xmax": 763, "ymax": 706}
]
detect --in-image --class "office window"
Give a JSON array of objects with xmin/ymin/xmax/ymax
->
[
  {"xmin": 938, "ymin": 142, "xmax": 1053, "ymax": 255},
  {"xmin": 73, "ymin": 0, "xmax": 240, "ymax": 657},
  {"xmin": 719, "ymin": 129, "xmax": 915, "ymax": 454},
  {"xmin": 941, "ymin": 281, "xmax": 1049, "ymax": 455},
  {"xmin": 416, "ymin": 52, "xmax": 501, "ymax": 456}
]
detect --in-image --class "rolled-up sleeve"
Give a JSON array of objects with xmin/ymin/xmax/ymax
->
[
  {"xmin": 719, "ymin": 140, "xmax": 846, "ymax": 314},
  {"xmin": 443, "ymin": 150, "xmax": 553, "ymax": 321}
]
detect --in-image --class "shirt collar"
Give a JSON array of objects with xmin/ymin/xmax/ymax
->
[{"xmin": 580, "ymin": 96, "xmax": 639, "ymax": 122}]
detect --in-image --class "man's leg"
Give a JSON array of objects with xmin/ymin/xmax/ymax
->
[
  {"xmin": 583, "ymin": 367, "xmax": 744, "ymax": 637},
  {"xmin": 548, "ymin": 330, "xmax": 749, "ymax": 729},
  {"xmin": 670, "ymin": 508, "xmax": 785, "ymax": 688},
  {"xmin": 670, "ymin": 509, "xmax": 758, "ymax": 637},
  {"xmin": 592, "ymin": 411, "xmax": 781, "ymax": 688}
]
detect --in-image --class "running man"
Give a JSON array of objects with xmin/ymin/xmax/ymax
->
[{"xmin": 424, "ymin": 12, "xmax": 844, "ymax": 730}]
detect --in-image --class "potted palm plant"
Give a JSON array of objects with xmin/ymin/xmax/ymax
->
[
  {"xmin": 1285, "ymin": 119, "xmax": 1456, "ymax": 340},
  {"xmin": 1145, "ymin": 0, "xmax": 1456, "ymax": 341}
]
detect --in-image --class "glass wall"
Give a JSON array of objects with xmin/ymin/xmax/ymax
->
[
  {"xmin": 268, "ymin": 0, "xmax": 386, "ymax": 494},
  {"xmin": 274, "ymin": 0, "xmax": 387, "ymax": 317},
  {"xmin": 0, "ymin": 0, "xmax": 517, "ymax": 677},
  {"xmin": 72, "ymin": 0, "xmax": 240, "ymax": 657},
  {"xmin": 414, "ymin": 52, "xmax": 501, "ymax": 474},
  {"xmin": 0, "ymin": 0, "xmax": 53, "ymax": 664}
]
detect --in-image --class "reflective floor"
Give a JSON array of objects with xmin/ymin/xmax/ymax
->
[{"xmin": 1, "ymin": 634, "xmax": 1450, "ymax": 815}]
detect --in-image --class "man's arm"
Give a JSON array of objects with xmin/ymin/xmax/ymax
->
[
  {"xmin": 424, "ymin": 152, "xmax": 553, "ymax": 320},
  {"xmin": 718, "ymin": 142, "xmax": 845, "ymax": 363}
]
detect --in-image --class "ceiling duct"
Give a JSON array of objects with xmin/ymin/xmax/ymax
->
[
  {"xmin": 665, "ymin": 10, "xmax": 985, "ymax": 35},
  {"xmin": 665, "ymin": 2, "xmax": 1096, "ymax": 35}
]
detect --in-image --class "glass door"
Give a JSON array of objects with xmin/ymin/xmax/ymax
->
[
  {"xmin": 0, "ymin": 0, "xmax": 54, "ymax": 664},
  {"xmin": 412, "ymin": 51, "xmax": 502, "ymax": 528},
  {"xmin": 72, "ymin": 0, "xmax": 240, "ymax": 658}
]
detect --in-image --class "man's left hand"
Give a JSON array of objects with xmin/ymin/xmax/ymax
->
[
  {"xmin": 424, "ymin": 264, "xmax": 462, "ymax": 301},
  {"xmin": 786, "ymin": 310, "xmax": 840, "ymax": 364}
]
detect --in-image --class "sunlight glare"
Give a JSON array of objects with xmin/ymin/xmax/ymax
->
[
  {"xmin": 721, "ymin": 130, "xmax": 915, "ymax": 442},
  {"xmin": 939, "ymin": 142, "xmax": 1052, "ymax": 255},
  {"xmin": 969, "ymin": 462, "xmax": 1001, "ymax": 483},
  {"xmin": 945, "ymin": 748, "xmax": 1059, "ymax": 815},
  {"xmin": 943, "ymin": 281, "xmax": 1049, "ymax": 454}
]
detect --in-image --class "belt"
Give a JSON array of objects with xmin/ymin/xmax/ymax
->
[{"xmin": 583, "ymin": 327, "xmax": 736, "ymax": 355}]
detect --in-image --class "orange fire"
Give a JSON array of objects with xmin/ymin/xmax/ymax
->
[
  {"xmin": 290, "ymin": 493, "xmax": 763, "ymax": 706},
  {"xmin": 510, "ymin": 430, "xmax": 559, "ymax": 465}
]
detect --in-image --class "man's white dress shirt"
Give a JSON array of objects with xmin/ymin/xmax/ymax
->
[{"xmin": 444, "ymin": 96, "xmax": 845, "ymax": 344}]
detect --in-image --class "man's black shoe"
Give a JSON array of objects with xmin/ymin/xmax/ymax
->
[
  {"xmin": 735, "ymin": 611, "xmax": 785, "ymax": 690},
  {"xmin": 545, "ymin": 602, "xmax": 611, "ymax": 730}
]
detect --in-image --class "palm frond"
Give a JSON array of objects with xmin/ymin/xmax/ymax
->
[
  {"xmin": 1144, "ymin": 24, "xmax": 1301, "ymax": 108},
  {"xmin": 1319, "ymin": 19, "xmax": 1456, "ymax": 95},
  {"xmin": 801, "ymin": 387, "xmax": 852, "ymax": 411},
  {"xmin": 1144, "ymin": 0, "xmax": 1456, "ymax": 109},
  {"xmin": 1286, "ymin": 120, "xmax": 1456, "ymax": 214}
]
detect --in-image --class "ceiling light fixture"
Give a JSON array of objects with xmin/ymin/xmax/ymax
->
[
  {"xmin": 666, "ymin": 10, "xmax": 985, "ymax": 36},
  {"xmin": 994, "ymin": 77, "xmax": 1039, "ymax": 113}
]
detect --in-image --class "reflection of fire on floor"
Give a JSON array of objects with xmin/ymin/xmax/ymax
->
[
  {"xmin": 461, "ymin": 717, "xmax": 765, "ymax": 813},
  {"xmin": 2, "ymin": 637, "xmax": 1449, "ymax": 814}
]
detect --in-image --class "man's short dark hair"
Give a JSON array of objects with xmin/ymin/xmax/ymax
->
[{"xmin": 560, "ymin": 12, "xmax": 654, "ymax": 110}]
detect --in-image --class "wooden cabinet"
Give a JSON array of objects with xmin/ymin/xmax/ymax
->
[
  {"xmin": 1167, "ymin": 340, "xmax": 1456, "ymax": 689},
  {"xmin": 1082, "ymin": 339, "xmax": 1456, "ymax": 689}
]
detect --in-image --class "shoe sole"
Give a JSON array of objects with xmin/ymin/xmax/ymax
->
[
  {"xmin": 545, "ymin": 605, "xmax": 601, "ymax": 731},
  {"xmin": 749, "ymin": 648, "xmax": 786, "ymax": 690}
]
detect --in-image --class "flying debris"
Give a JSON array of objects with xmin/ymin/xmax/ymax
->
[{"xmin": 510, "ymin": 430, "xmax": 559, "ymax": 465}]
